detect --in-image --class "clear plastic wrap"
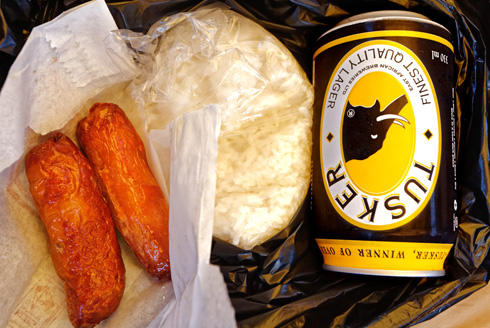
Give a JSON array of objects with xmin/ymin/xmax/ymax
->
[{"xmin": 116, "ymin": 5, "xmax": 314, "ymax": 250}]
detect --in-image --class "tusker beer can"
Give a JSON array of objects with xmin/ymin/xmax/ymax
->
[{"xmin": 312, "ymin": 11, "xmax": 458, "ymax": 277}]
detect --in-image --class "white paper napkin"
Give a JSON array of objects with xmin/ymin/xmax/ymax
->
[{"xmin": 0, "ymin": 0, "xmax": 135, "ymax": 172}]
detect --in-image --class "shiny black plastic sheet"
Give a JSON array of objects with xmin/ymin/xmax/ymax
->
[{"xmin": 1, "ymin": 0, "xmax": 489, "ymax": 327}]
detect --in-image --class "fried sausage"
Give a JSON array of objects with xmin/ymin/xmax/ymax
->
[
  {"xmin": 25, "ymin": 133, "xmax": 125, "ymax": 328},
  {"xmin": 77, "ymin": 103, "xmax": 170, "ymax": 280}
]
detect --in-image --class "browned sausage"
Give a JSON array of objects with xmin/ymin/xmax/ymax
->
[
  {"xmin": 25, "ymin": 132, "xmax": 125, "ymax": 328},
  {"xmin": 77, "ymin": 103, "xmax": 170, "ymax": 280}
]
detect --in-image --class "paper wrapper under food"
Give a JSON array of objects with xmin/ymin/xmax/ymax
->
[{"xmin": 0, "ymin": 0, "xmax": 235, "ymax": 327}]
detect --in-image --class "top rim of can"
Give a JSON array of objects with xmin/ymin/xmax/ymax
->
[{"xmin": 318, "ymin": 10, "xmax": 451, "ymax": 41}]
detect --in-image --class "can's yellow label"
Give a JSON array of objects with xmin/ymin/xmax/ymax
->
[
  {"xmin": 316, "ymin": 239, "xmax": 453, "ymax": 272},
  {"xmin": 318, "ymin": 38, "xmax": 452, "ymax": 231}
]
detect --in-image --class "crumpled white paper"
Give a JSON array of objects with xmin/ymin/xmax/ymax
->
[
  {"xmin": 0, "ymin": 0, "xmax": 137, "ymax": 172},
  {"xmin": 0, "ymin": 0, "xmax": 236, "ymax": 327}
]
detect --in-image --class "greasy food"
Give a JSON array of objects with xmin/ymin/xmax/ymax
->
[
  {"xmin": 25, "ymin": 133, "xmax": 125, "ymax": 328},
  {"xmin": 77, "ymin": 103, "xmax": 170, "ymax": 280}
]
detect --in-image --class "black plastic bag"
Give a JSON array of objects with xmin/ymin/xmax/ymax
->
[{"xmin": 1, "ymin": 0, "xmax": 489, "ymax": 327}]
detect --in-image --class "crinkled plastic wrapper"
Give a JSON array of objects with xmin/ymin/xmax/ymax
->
[
  {"xmin": 2, "ymin": 0, "xmax": 490, "ymax": 327},
  {"xmin": 111, "ymin": 6, "xmax": 314, "ymax": 250}
]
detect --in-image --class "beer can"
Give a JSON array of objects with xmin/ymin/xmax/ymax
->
[{"xmin": 312, "ymin": 11, "xmax": 457, "ymax": 277}]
